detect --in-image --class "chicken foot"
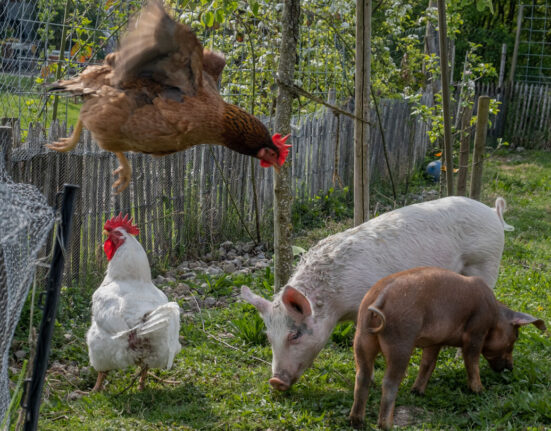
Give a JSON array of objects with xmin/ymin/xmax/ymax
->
[
  {"xmin": 112, "ymin": 152, "xmax": 132, "ymax": 193},
  {"xmin": 46, "ymin": 118, "xmax": 83, "ymax": 152},
  {"xmin": 92, "ymin": 371, "xmax": 107, "ymax": 392}
]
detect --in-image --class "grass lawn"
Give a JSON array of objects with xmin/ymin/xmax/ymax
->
[
  {"xmin": 0, "ymin": 72, "xmax": 82, "ymax": 133},
  {"xmin": 7, "ymin": 149, "xmax": 551, "ymax": 430}
]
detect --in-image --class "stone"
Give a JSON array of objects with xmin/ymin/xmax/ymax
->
[
  {"xmin": 221, "ymin": 240, "xmax": 234, "ymax": 250},
  {"xmin": 221, "ymin": 262, "xmax": 237, "ymax": 273},
  {"xmin": 255, "ymin": 260, "xmax": 270, "ymax": 270},
  {"xmin": 181, "ymin": 272, "xmax": 196, "ymax": 280},
  {"xmin": 14, "ymin": 350, "xmax": 26, "ymax": 360},
  {"xmin": 203, "ymin": 252, "xmax": 213, "ymax": 262},
  {"xmin": 206, "ymin": 266, "xmax": 223, "ymax": 276},
  {"xmin": 205, "ymin": 296, "xmax": 217, "ymax": 307},
  {"xmin": 242, "ymin": 242, "xmax": 255, "ymax": 253}
]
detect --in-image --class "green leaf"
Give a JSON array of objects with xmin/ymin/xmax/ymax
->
[
  {"xmin": 215, "ymin": 8, "xmax": 225, "ymax": 24},
  {"xmin": 476, "ymin": 0, "xmax": 494, "ymax": 13},
  {"xmin": 202, "ymin": 10, "xmax": 214, "ymax": 27},
  {"xmin": 251, "ymin": 1, "xmax": 260, "ymax": 16},
  {"xmin": 292, "ymin": 245, "xmax": 306, "ymax": 257}
]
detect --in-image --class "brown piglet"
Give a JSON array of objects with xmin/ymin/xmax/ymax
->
[{"xmin": 349, "ymin": 266, "xmax": 546, "ymax": 430}]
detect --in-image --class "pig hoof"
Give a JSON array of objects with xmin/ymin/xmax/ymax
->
[
  {"xmin": 470, "ymin": 384, "xmax": 484, "ymax": 393},
  {"xmin": 349, "ymin": 416, "xmax": 364, "ymax": 429}
]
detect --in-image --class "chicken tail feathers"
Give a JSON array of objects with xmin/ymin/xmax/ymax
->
[{"xmin": 113, "ymin": 302, "xmax": 180, "ymax": 339}]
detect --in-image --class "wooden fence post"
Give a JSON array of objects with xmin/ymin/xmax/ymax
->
[
  {"xmin": 354, "ymin": 0, "xmax": 372, "ymax": 226},
  {"xmin": 470, "ymin": 96, "xmax": 490, "ymax": 200},
  {"xmin": 456, "ymin": 104, "xmax": 473, "ymax": 196},
  {"xmin": 509, "ymin": 5, "xmax": 524, "ymax": 84},
  {"xmin": 437, "ymin": 0, "xmax": 454, "ymax": 196},
  {"xmin": 0, "ymin": 126, "xmax": 13, "ymax": 169}
]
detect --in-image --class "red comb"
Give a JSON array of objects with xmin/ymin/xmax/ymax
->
[
  {"xmin": 104, "ymin": 213, "xmax": 140, "ymax": 236},
  {"xmin": 272, "ymin": 133, "xmax": 291, "ymax": 166}
]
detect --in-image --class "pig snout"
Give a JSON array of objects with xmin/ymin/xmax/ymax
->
[
  {"xmin": 269, "ymin": 370, "xmax": 297, "ymax": 391},
  {"xmin": 269, "ymin": 376, "xmax": 290, "ymax": 391}
]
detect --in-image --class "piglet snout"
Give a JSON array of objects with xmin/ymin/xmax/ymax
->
[{"xmin": 488, "ymin": 358, "xmax": 513, "ymax": 372}]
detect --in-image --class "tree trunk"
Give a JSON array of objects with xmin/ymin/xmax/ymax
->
[
  {"xmin": 354, "ymin": 0, "xmax": 372, "ymax": 226},
  {"xmin": 424, "ymin": 0, "xmax": 440, "ymax": 92},
  {"xmin": 273, "ymin": 0, "xmax": 300, "ymax": 292}
]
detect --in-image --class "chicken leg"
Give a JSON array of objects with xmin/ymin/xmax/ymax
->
[
  {"xmin": 113, "ymin": 152, "xmax": 132, "ymax": 193},
  {"xmin": 92, "ymin": 371, "xmax": 107, "ymax": 392},
  {"xmin": 46, "ymin": 118, "xmax": 83, "ymax": 152},
  {"xmin": 138, "ymin": 366, "xmax": 149, "ymax": 391}
]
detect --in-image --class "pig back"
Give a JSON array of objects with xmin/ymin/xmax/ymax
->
[
  {"xmin": 287, "ymin": 196, "xmax": 505, "ymax": 321},
  {"xmin": 359, "ymin": 267, "xmax": 499, "ymax": 347}
]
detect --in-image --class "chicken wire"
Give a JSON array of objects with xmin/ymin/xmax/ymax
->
[
  {"xmin": 517, "ymin": 2, "xmax": 551, "ymax": 84},
  {"xmin": 0, "ymin": 159, "xmax": 55, "ymax": 427}
]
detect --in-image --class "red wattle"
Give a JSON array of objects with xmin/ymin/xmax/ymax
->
[{"xmin": 104, "ymin": 238, "xmax": 115, "ymax": 261}]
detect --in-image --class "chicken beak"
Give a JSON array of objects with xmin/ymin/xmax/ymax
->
[
  {"xmin": 102, "ymin": 229, "xmax": 109, "ymax": 236},
  {"xmin": 273, "ymin": 164, "xmax": 281, "ymax": 174}
]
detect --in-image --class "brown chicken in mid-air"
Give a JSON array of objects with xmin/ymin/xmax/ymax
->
[{"xmin": 47, "ymin": 0, "xmax": 290, "ymax": 193}]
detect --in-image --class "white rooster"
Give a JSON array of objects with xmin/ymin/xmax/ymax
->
[{"xmin": 86, "ymin": 213, "xmax": 181, "ymax": 391}]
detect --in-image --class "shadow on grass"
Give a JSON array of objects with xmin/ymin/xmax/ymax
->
[{"xmin": 106, "ymin": 381, "xmax": 217, "ymax": 428}]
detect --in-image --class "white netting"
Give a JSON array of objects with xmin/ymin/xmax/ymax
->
[{"xmin": 0, "ymin": 159, "xmax": 54, "ymax": 426}]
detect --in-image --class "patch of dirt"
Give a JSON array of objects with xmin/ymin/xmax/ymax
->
[{"xmin": 393, "ymin": 405, "xmax": 427, "ymax": 427}]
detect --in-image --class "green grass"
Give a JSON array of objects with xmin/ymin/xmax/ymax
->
[
  {"xmin": 0, "ymin": 72, "xmax": 82, "ymax": 133},
  {"xmin": 7, "ymin": 150, "xmax": 551, "ymax": 430}
]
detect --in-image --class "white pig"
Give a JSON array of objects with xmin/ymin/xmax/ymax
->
[{"xmin": 241, "ymin": 196, "xmax": 514, "ymax": 391}]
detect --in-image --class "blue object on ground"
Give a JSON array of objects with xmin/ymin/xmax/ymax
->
[{"xmin": 426, "ymin": 160, "xmax": 441, "ymax": 181}]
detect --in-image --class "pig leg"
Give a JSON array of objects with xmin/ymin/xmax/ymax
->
[
  {"xmin": 461, "ymin": 336, "xmax": 485, "ymax": 393},
  {"xmin": 349, "ymin": 334, "xmax": 380, "ymax": 429},
  {"xmin": 378, "ymin": 346, "xmax": 412, "ymax": 431},
  {"xmin": 411, "ymin": 345, "xmax": 441, "ymax": 394}
]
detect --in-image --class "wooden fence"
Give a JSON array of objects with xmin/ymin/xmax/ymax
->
[
  {"xmin": 2, "ymin": 94, "xmax": 433, "ymax": 281},
  {"xmin": 2, "ymin": 81, "xmax": 550, "ymax": 282},
  {"xmin": 477, "ymin": 82, "xmax": 551, "ymax": 149}
]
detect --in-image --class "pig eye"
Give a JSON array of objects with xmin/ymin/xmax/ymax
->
[{"xmin": 288, "ymin": 330, "xmax": 302, "ymax": 344}]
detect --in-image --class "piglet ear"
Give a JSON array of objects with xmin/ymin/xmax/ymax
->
[
  {"xmin": 510, "ymin": 311, "xmax": 546, "ymax": 331},
  {"xmin": 282, "ymin": 285, "xmax": 312, "ymax": 319},
  {"xmin": 241, "ymin": 285, "xmax": 272, "ymax": 317}
]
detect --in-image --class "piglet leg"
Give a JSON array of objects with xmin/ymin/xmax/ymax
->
[
  {"xmin": 378, "ymin": 350, "xmax": 411, "ymax": 431},
  {"xmin": 411, "ymin": 345, "xmax": 441, "ymax": 394},
  {"xmin": 350, "ymin": 334, "xmax": 379, "ymax": 429},
  {"xmin": 462, "ymin": 336, "xmax": 485, "ymax": 393}
]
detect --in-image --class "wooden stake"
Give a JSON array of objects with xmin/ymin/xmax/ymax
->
[
  {"xmin": 437, "ymin": 0, "xmax": 454, "ymax": 196},
  {"xmin": 509, "ymin": 5, "xmax": 524, "ymax": 84},
  {"xmin": 470, "ymin": 96, "xmax": 491, "ymax": 200},
  {"xmin": 354, "ymin": 0, "xmax": 372, "ymax": 226}
]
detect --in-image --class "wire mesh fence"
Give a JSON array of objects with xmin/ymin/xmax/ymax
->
[
  {"xmin": 517, "ymin": 1, "xmax": 551, "ymax": 84},
  {"xmin": 0, "ymin": 156, "xmax": 55, "ymax": 427}
]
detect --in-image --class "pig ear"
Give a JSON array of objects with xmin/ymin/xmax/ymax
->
[
  {"xmin": 282, "ymin": 285, "xmax": 312, "ymax": 319},
  {"xmin": 510, "ymin": 311, "xmax": 547, "ymax": 331},
  {"xmin": 240, "ymin": 285, "xmax": 272, "ymax": 316}
]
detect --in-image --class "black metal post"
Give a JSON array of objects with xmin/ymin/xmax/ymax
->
[{"xmin": 22, "ymin": 184, "xmax": 79, "ymax": 431}]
